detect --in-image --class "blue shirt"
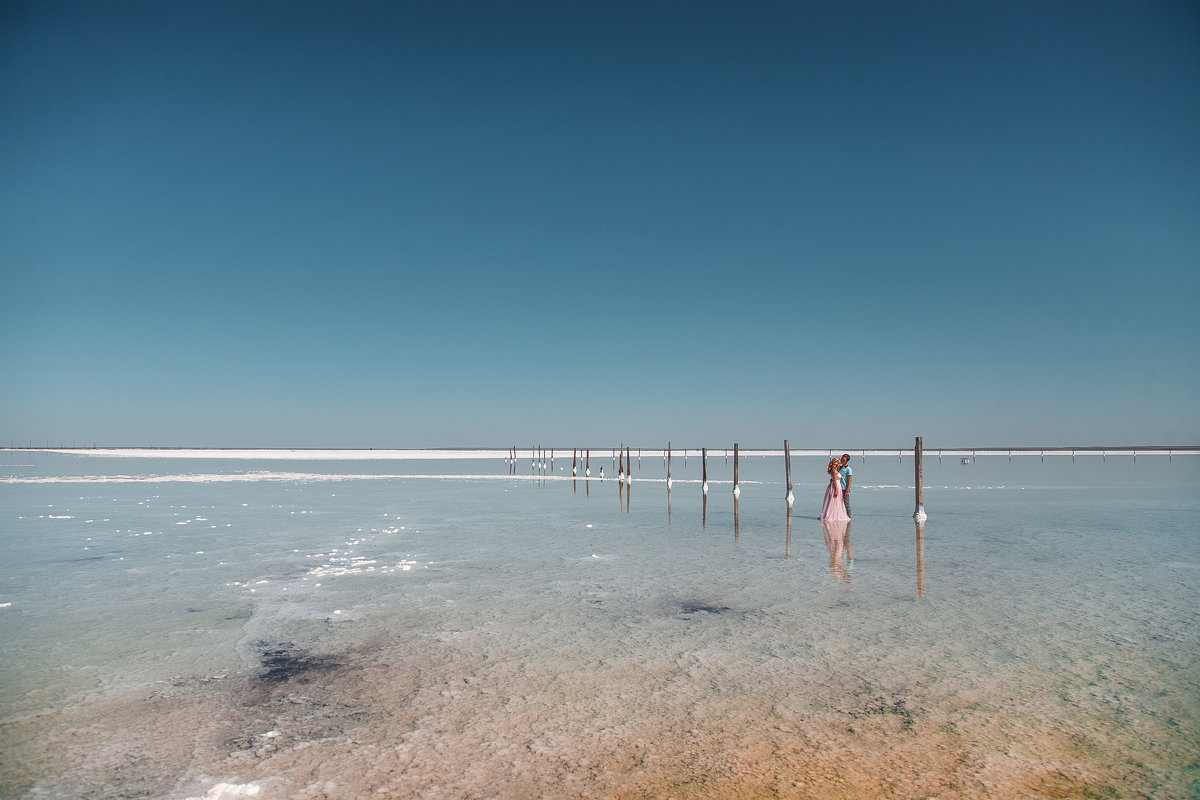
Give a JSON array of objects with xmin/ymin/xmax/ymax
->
[{"xmin": 839, "ymin": 465, "xmax": 852, "ymax": 492}]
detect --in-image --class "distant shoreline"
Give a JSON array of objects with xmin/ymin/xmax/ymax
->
[{"xmin": 4, "ymin": 445, "xmax": 1198, "ymax": 459}]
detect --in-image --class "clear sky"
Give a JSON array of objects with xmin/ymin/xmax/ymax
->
[{"xmin": 2, "ymin": 1, "xmax": 1198, "ymax": 449}]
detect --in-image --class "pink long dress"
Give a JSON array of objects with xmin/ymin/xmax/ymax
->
[{"xmin": 820, "ymin": 472, "xmax": 850, "ymax": 520}]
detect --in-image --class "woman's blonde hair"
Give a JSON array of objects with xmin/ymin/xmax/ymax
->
[{"xmin": 827, "ymin": 457, "xmax": 842, "ymax": 477}]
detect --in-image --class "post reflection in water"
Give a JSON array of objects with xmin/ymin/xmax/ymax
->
[
  {"xmin": 702, "ymin": 491, "xmax": 707, "ymax": 529},
  {"xmin": 915, "ymin": 519, "xmax": 926, "ymax": 598},
  {"xmin": 733, "ymin": 496, "xmax": 740, "ymax": 540},
  {"xmin": 822, "ymin": 519, "xmax": 852, "ymax": 583},
  {"xmin": 666, "ymin": 487, "xmax": 671, "ymax": 523},
  {"xmin": 785, "ymin": 505, "xmax": 793, "ymax": 557}
]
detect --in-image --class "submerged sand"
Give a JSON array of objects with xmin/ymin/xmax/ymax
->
[{"xmin": 3, "ymin": 606, "xmax": 1194, "ymax": 800}]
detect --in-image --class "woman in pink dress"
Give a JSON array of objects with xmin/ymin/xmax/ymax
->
[{"xmin": 820, "ymin": 457, "xmax": 851, "ymax": 520}]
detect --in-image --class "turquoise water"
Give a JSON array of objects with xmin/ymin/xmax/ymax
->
[{"xmin": 1, "ymin": 451, "xmax": 1197, "ymax": 799}]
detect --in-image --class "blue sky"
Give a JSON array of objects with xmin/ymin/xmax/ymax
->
[{"xmin": 2, "ymin": 1, "xmax": 1197, "ymax": 448}]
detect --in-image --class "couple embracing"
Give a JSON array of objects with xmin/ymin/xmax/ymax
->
[{"xmin": 820, "ymin": 453, "xmax": 852, "ymax": 521}]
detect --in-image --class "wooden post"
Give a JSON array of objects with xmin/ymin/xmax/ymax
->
[
  {"xmin": 667, "ymin": 441, "xmax": 672, "ymax": 489},
  {"xmin": 733, "ymin": 443, "xmax": 741, "ymax": 498},
  {"xmin": 702, "ymin": 447, "xmax": 708, "ymax": 495},
  {"xmin": 626, "ymin": 446, "xmax": 632, "ymax": 483},
  {"xmin": 784, "ymin": 439, "xmax": 794, "ymax": 507},
  {"xmin": 913, "ymin": 436, "xmax": 927, "ymax": 521},
  {"xmin": 586, "ymin": 449, "xmax": 590, "ymax": 478}
]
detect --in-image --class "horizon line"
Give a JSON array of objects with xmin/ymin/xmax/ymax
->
[{"xmin": 5, "ymin": 445, "xmax": 1199, "ymax": 456}]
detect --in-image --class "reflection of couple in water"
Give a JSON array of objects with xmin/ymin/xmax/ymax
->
[
  {"xmin": 821, "ymin": 455, "xmax": 852, "ymax": 581},
  {"xmin": 823, "ymin": 517, "xmax": 852, "ymax": 582}
]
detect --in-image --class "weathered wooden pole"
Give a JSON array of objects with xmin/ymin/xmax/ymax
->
[
  {"xmin": 702, "ymin": 447, "xmax": 708, "ymax": 495},
  {"xmin": 586, "ymin": 449, "xmax": 590, "ymax": 478},
  {"xmin": 784, "ymin": 439, "xmax": 794, "ymax": 507},
  {"xmin": 618, "ymin": 443, "xmax": 625, "ymax": 482},
  {"xmin": 626, "ymin": 446, "xmax": 632, "ymax": 483},
  {"xmin": 913, "ymin": 436, "xmax": 927, "ymax": 521},
  {"xmin": 733, "ymin": 443, "xmax": 741, "ymax": 498},
  {"xmin": 572, "ymin": 449, "xmax": 577, "ymax": 477}
]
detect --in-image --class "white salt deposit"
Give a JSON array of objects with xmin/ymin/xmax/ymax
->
[{"xmin": 185, "ymin": 782, "xmax": 261, "ymax": 800}]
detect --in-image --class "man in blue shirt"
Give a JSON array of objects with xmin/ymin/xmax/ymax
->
[{"xmin": 838, "ymin": 454, "xmax": 853, "ymax": 518}]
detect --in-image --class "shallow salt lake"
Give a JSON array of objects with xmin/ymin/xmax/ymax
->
[{"xmin": 1, "ymin": 450, "xmax": 1197, "ymax": 799}]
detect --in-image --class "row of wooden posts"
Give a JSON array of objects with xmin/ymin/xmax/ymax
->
[{"xmin": 509, "ymin": 437, "xmax": 930, "ymax": 520}]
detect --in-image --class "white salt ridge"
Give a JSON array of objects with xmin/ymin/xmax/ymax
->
[{"xmin": 0, "ymin": 472, "xmax": 761, "ymax": 485}]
